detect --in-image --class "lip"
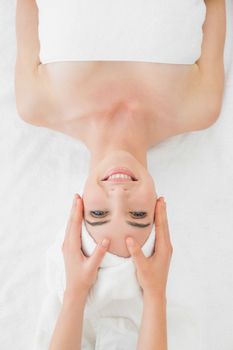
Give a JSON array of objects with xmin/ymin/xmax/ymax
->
[{"xmin": 101, "ymin": 167, "xmax": 138, "ymax": 182}]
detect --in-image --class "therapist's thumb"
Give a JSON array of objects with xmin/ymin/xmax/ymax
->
[
  {"xmin": 126, "ymin": 237, "xmax": 146, "ymax": 267},
  {"xmin": 89, "ymin": 238, "xmax": 110, "ymax": 270}
]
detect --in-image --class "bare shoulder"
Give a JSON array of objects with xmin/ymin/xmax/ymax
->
[
  {"xmin": 15, "ymin": 0, "xmax": 57, "ymax": 127},
  {"xmin": 15, "ymin": 61, "xmax": 56, "ymax": 127},
  {"xmin": 178, "ymin": 62, "xmax": 224, "ymax": 133}
]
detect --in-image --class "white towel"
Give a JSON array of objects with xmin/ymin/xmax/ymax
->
[
  {"xmin": 36, "ymin": 0, "xmax": 206, "ymax": 64},
  {"xmin": 33, "ymin": 221, "xmax": 156, "ymax": 349}
]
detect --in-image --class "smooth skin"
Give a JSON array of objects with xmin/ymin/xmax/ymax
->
[
  {"xmin": 15, "ymin": 0, "xmax": 226, "ymax": 258},
  {"xmin": 48, "ymin": 195, "xmax": 172, "ymax": 350},
  {"xmin": 15, "ymin": 0, "xmax": 226, "ymax": 145},
  {"xmin": 14, "ymin": 1, "xmax": 226, "ymax": 348}
]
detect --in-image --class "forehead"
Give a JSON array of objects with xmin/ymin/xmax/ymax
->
[{"xmin": 85, "ymin": 219, "xmax": 153, "ymax": 243}]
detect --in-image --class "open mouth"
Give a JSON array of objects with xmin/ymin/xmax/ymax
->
[{"xmin": 101, "ymin": 167, "xmax": 138, "ymax": 182}]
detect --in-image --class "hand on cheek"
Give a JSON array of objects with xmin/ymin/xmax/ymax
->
[
  {"xmin": 125, "ymin": 196, "xmax": 173, "ymax": 299},
  {"xmin": 62, "ymin": 194, "xmax": 111, "ymax": 299}
]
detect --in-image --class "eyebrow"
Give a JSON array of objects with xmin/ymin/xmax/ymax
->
[{"xmin": 85, "ymin": 219, "xmax": 151, "ymax": 228}]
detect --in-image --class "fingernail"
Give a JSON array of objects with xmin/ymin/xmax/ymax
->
[
  {"xmin": 75, "ymin": 193, "xmax": 82, "ymax": 201},
  {"xmin": 101, "ymin": 238, "xmax": 110, "ymax": 248},
  {"xmin": 73, "ymin": 195, "xmax": 77, "ymax": 206},
  {"xmin": 161, "ymin": 197, "xmax": 166, "ymax": 205},
  {"xmin": 73, "ymin": 194, "xmax": 81, "ymax": 205},
  {"xmin": 126, "ymin": 237, "xmax": 134, "ymax": 247}
]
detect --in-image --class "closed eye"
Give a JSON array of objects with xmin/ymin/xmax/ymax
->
[
  {"xmin": 129, "ymin": 211, "xmax": 147, "ymax": 219},
  {"xmin": 90, "ymin": 210, "xmax": 109, "ymax": 218},
  {"xmin": 90, "ymin": 211, "xmax": 147, "ymax": 219}
]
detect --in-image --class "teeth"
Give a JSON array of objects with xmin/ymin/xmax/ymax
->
[{"xmin": 108, "ymin": 173, "xmax": 132, "ymax": 180}]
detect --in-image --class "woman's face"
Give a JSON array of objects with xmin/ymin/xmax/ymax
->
[{"xmin": 82, "ymin": 151, "xmax": 157, "ymax": 257}]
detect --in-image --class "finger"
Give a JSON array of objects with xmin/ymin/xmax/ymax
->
[
  {"xmin": 87, "ymin": 238, "xmax": 110, "ymax": 270},
  {"xmin": 62, "ymin": 194, "xmax": 82, "ymax": 250},
  {"xmin": 68, "ymin": 195, "xmax": 83, "ymax": 248},
  {"xmin": 126, "ymin": 237, "xmax": 147, "ymax": 269},
  {"xmin": 154, "ymin": 197, "xmax": 173, "ymax": 254},
  {"xmin": 62, "ymin": 194, "xmax": 78, "ymax": 250},
  {"xmin": 64, "ymin": 194, "xmax": 78, "ymax": 236},
  {"xmin": 161, "ymin": 199, "xmax": 172, "ymax": 245}
]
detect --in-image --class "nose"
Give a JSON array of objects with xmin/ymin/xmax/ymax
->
[
  {"xmin": 101, "ymin": 182, "xmax": 131, "ymax": 196},
  {"xmin": 101, "ymin": 183, "xmax": 134, "ymax": 215},
  {"xmin": 100, "ymin": 179, "xmax": 136, "ymax": 194},
  {"xmin": 106, "ymin": 185, "xmax": 129, "ymax": 214},
  {"xmin": 108, "ymin": 184, "xmax": 129, "ymax": 192}
]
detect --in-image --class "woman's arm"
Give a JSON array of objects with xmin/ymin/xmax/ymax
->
[
  {"xmin": 196, "ymin": 0, "xmax": 226, "ymax": 75},
  {"xmin": 195, "ymin": 0, "xmax": 226, "ymax": 105},
  {"xmin": 15, "ymin": 0, "xmax": 54, "ymax": 124},
  {"xmin": 48, "ymin": 291, "xmax": 87, "ymax": 350},
  {"xmin": 181, "ymin": 0, "xmax": 226, "ymax": 132}
]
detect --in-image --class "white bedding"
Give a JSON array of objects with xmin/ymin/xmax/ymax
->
[{"xmin": 0, "ymin": 1, "xmax": 233, "ymax": 349}]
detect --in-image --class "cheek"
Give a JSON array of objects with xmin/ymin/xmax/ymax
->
[
  {"xmin": 137, "ymin": 184, "xmax": 156, "ymax": 204},
  {"xmin": 144, "ymin": 178, "xmax": 157, "ymax": 200},
  {"xmin": 84, "ymin": 196, "xmax": 105, "ymax": 209},
  {"xmin": 83, "ymin": 182, "xmax": 105, "ymax": 207},
  {"xmin": 135, "ymin": 186, "xmax": 156, "ymax": 219}
]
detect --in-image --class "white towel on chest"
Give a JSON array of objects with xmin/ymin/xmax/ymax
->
[
  {"xmin": 36, "ymin": 0, "xmax": 206, "ymax": 64},
  {"xmin": 33, "ymin": 221, "xmax": 156, "ymax": 350}
]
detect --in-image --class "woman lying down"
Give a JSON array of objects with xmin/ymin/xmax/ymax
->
[{"xmin": 15, "ymin": 0, "xmax": 226, "ymax": 349}]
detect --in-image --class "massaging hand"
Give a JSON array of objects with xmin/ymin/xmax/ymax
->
[
  {"xmin": 62, "ymin": 194, "xmax": 110, "ymax": 298},
  {"xmin": 126, "ymin": 197, "xmax": 173, "ymax": 299}
]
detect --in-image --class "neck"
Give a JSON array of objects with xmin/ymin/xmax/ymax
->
[
  {"xmin": 88, "ymin": 133, "xmax": 148, "ymax": 171},
  {"xmin": 83, "ymin": 123, "xmax": 149, "ymax": 170},
  {"xmin": 81, "ymin": 104, "xmax": 150, "ymax": 171}
]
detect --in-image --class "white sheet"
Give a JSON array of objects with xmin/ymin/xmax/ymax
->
[{"xmin": 0, "ymin": 1, "xmax": 233, "ymax": 349}]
